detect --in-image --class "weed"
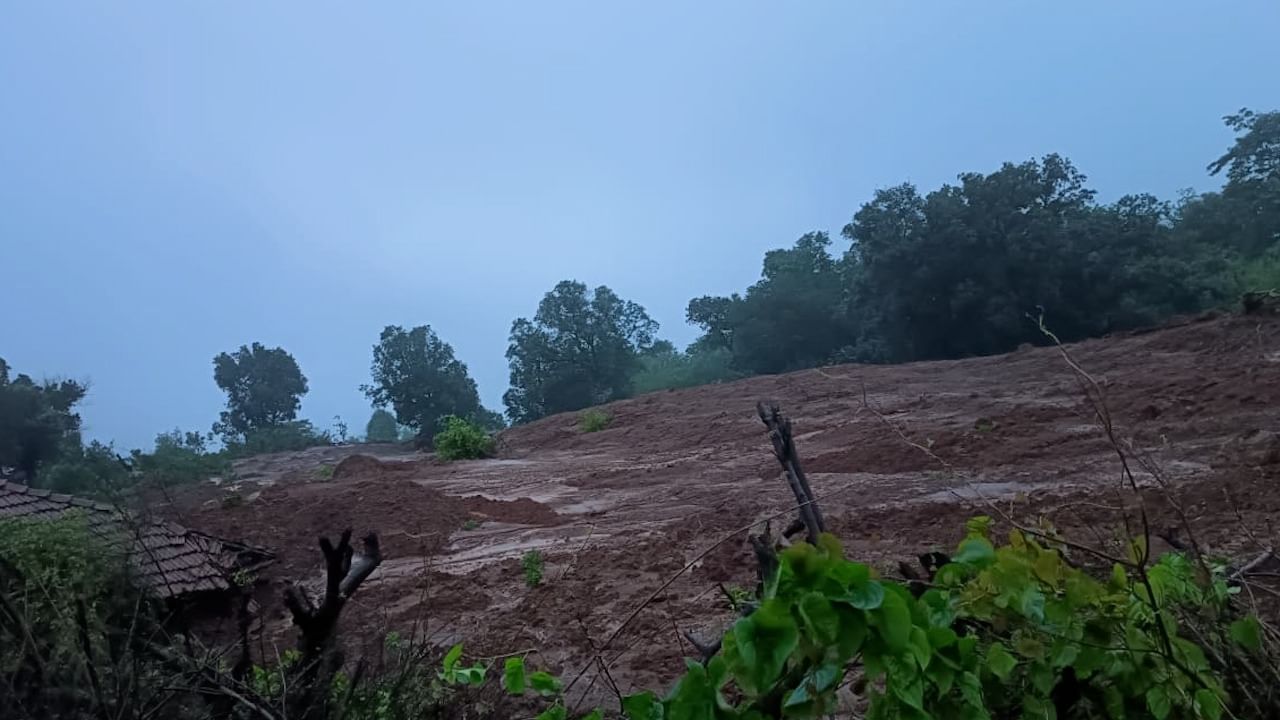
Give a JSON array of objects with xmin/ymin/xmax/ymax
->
[
  {"xmin": 315, "ymin": 464, "xmax": 334, "ymax": 480},
  {"xmin": 434, "ymin": 415, "xmax": 495, "ymax": 461},
  {"xmin": 462, "ymin": 519, "xmax": 480, "ymax": 531},
  {"xmin": 579, "ymin": 409, "xmax": 612, "ymax": 433},
  {"xmin": 220, "ymin": 492, "xmax": 244, "ymax": 508},
  {"xmin": 521, "ymin": 549, "xmax": 544, "ymax": 588}
]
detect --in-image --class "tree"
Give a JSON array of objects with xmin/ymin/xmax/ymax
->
[
  {"xmin": 0, "ymin": 358, "xmax": 86, "ymax": 481},
  {"xmin": 365, "ymin": 408, "xmax": 399, "ymax": 443},
  {"xmin": 1205, "ymin": 108, "xmax": 1280, "ymax": 257},
  {"xmin": 212, "ymin": 343, "xmax": 308, "ymax": 442},
  {"xmin": 361, "ymin": 325, "xmax": 485, "ymax": 438},
  {"xmin": 504, "ymin": 281, "xmax": 658, "ymax": 423}
]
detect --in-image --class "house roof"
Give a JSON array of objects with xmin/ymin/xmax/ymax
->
[{"xmin": 0, "ymin": 480, "xmax": 272, "ymax": 599}]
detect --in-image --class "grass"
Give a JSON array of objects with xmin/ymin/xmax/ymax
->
[
  {"xmin": 315, "ymin": 464, "xmax": 335, "ymax": 480},
  {"xmin": 521, "ymin": 549, "xmax": 544, "ymax": 588},
  {"xmin": 579, "ymin": 409, "xmax": 612, "ymax": 433}
]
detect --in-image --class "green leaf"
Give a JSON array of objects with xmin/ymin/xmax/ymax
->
[
  {"xmin": 665, "ymin": 661, "xmax": 716, "ymax": 720},
  {"xmin": 582, "ymin": 711, "xmax": 604, "ymax": 720},
  {"xmin": 442, "ymin": 643, "xmax": 463, "ymax": 674},
  {"xmin": 909, "ymin": 626, "xmax": 932, "ymax": 669},
  {"xmin": 724, "ymin": 599, "xmax": 799, "ymax": 695},
  {"xmin": 872, "ymin": 590, "xmax": 912, "ymax": 653},
  {"xmin": 986, "ymin": 643, "xmax": 1017, "ymax": 681},
  {"xmin": 622, "ymin": 691, "xmax": 664, "ymax": 720},
  {"xmin": 841, "ymin": 579, "xmax": 886, "ymax": 610},
  {"xmin": 927, "ymin": 626, "xmax": 957, "ymax": 649},
  {"xmin": 799, "ymin": 592, "xmax": 840, "ymax": 644},
  {"xmin": 1230, "ymin": 615, "xmax": 1262, "ymax": 651},
  {"xmin": 834, "ymin": 603, "xmax": 868, "ymax": 659},
  {"xmin": 965, "ymin": 516, "xmax": 992, "ymax": 537},
  {"xmin": 529, "ymin": 670, "xmax": 562, "ymax": 696},
  {"xmin": 535, "ymin": 704, "xmax": 567, "ymax": 720},
  {"xmin": 887, "ymin": 657, "xmax": 925, "ymax": 711},
  {"xmin": 1146, "ymin": 686, "xmax": 1171, "ymax": 720},
  {"xmin": 460, "ymin": 665, "xmax": 486, "ymax": 686},
  {"xmin": 1024, "ymin": 694, "xmax": 1058, "ymax": 720},
  {"xmin": 954, "ymin": 537, "xmax": 995, "ymax": 566},
  {"xmin": 503, "ymin": 656, "xmax": 526, "ymax": 695},
  {"xmin": 1194, "ymin": 689, "xmax": 1222, "ymax": 720}
]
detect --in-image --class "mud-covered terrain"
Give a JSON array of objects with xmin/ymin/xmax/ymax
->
[{"xmin": 159, "ymin": 313, "xmax": 1280, "ymax": 705}]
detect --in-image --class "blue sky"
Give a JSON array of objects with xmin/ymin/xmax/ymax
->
[{"xmin": 2, "ymin": 2, "xmax": 1276, "ymax": 450}]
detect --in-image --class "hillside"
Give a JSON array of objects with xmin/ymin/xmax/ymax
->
[{"xmin": 163, "ymin": 312, "xmax": 1280, "ymax": 704}]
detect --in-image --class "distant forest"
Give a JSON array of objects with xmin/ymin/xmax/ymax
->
[{"xmin": 4, "ymin": 108, "xmax": 1278, "ymax": 493}]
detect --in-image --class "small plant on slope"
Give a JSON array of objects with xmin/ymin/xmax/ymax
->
[
  {"xmin": 433, "ymin": 415, "xmax": 495, "ymax": 460},
  {"xmin": 522, "ymin": 549, "xmax": 545, "ymax": 588},
  {"xmin": 579, "ymin": 409, "xmax": 612, "ymax": 433}
]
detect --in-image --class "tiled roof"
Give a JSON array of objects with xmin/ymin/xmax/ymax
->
[{"xmin": 0, "ymin": 481, "xmax": 272, "ymax": 599}]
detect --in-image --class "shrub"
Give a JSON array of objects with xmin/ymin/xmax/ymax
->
[
  {"xmin": 579, "ymin": 409, "xmax": 612, "ymax": 433},
  {"xmin": 631, "ymin": 346, "xmax": 740, "ymax": 395},
  {"xmin": 433, "ymin": 415, "xmax": 495, "ymax": 461},
  {"xmin": 521, "ymin": 549, "xmax": 544, "ymax": 588},
  {"xmin": 224, "ymin": 420, "xmax": 331, "ymax": 458}
]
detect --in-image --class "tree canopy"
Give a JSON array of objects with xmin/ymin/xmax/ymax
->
[
  {"xmin": 361, "ymin": 325, "xmax": 486, "ymax": 438},
  {"xmin": 504, "ymin": 281, "xmax": 658, "ymax": 423},
  {"xmin": 364, "ymin": 408, "xmax": 399, "ymax": 443},
  {"xmin": 0, "ymin": 358, "xmax": 87, "ymax": 480},
  {"xmin": 212, "ymin": 343, "xmax": 309, "ymax": 442}
]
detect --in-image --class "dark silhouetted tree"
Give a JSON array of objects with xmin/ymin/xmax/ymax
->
[
  {"xmin": 364, "ymin": 408, "xmax": 399, "ymax": 443},
  {"xmin": 0, "ymin": 358, "xmax": 87, "ymax": 481},
  {"xmin": 212, "ymin": 343, "xmax": 309, "ymax": 442},
  {"xmin": 504, "ymin": 281, "xmax": 658, "ymax": 423},
  {"xmin": 361, "ymin": 325, "xmax": 486, "ymax": 439}
]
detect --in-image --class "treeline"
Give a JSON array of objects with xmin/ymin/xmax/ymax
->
[{"xmin": 3, "ymin": 109, "xmax": 1278, "ymax": 492}]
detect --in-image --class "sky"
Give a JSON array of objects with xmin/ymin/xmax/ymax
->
[{"xmin": 2, "ymin": 2, "xmax": 1277, "ymax": 451}]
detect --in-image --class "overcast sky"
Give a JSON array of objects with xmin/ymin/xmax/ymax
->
[{"xmin": 2, "ymin": 2, "xmax": 1276, "ymax": 450}]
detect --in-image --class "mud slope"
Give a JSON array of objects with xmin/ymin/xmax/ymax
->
[{"xmin": 173, "ymin": 313, "xmax": 1280, "ymax": 702}]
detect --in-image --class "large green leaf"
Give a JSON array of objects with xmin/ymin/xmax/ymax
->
[
  {"xmin": 535, "ymin": 704, "xmax": 567, "ymax": 720},
  {"xmin": 1145, "ymin": 686, "xmax": 1171, "ymax": 720},
  {"xmin": 622, "ymin": 691, "xmax": 664, "ymax": 720},
  {"xmin": 725, "ymin": 599, "xmax": 799, "ymax": 695},
  {"xmin": 955, "ymin": 537, "xmax": 995, "ymax": 566},
  {"xmin": 665, "ymin": 661, "xmax": 716, "ymax": 720},
  {"xmin": 529, "ymin": 670, "xmax": 562, "ymax": 696},
  {"xmin": 1194, "ymin": 689, "xmax": 1223, "ymax": 720},
  {"xmin": 872, "ymin": 590, "xmax": 912, "ymax": 652},
  {"xmin": 798, "ymin": 592, "xmax": 840, "ymax": 644},
  {"xmin": 1230, "ymin": 615, "xmax": 1262, "ymax": 651},
  {"xmin": 841, "ymin": 579, "xmax": 886, "ymax": 610},
  {"xmin": 986, "ymin": 643, "xmax": 1017, "ymax": 681},
  {"xmin": 503, "ymin": 656, "xmax": 526, "ymax": 695}
]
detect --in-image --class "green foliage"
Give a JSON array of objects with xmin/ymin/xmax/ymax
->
[
  {"xmin": 579, "ymin": 409, "xmax": 612, "ymax": 433},
  {"xmin": 361, "ymin": 325, "xmax": 490, "ymax": 440},
  {"xmin": 132, "ymin": 428, "xmax": 230, "ymax": 487},
  {"xmin": 600, "ymin": 523, "xmax": 1267, "ymax": 720},
  {"xmin": 39, "ymin": 440, "xmax": 133, "ymax": 495},
  {"xmin": 212, "ymin": 342, "xmax": 309, "ymax": 443},
  {"xmin": 0, "ymin": 513, "xmax": 151, "ymax": 717},
  {"xmin": 522, "ymin": 549, "xmax": 544, "ymax": 588},
  {"xmin": 504, "ymin": 281, "xmax": 658, "ymax": 423},
  {"xmin": 365, "ymin": 408, "xmax": 400, "ymax": 443},
  {"xmin": 0, "ymin": 358, "xmax": 86, "ymax": 481},
  {"xmin": 432, "ymin": 415, "xmax": 494, "ymax": 461},
  {"xmin": 223, "ymin": 419, "xmax": 331, "ymax": 458},
  {"xmin": 1228, "ymin": 248, "xmax": 1280, "ymax": 295},
  {"xmin": 631, "ymin": 344, "xmax": 741, "ymax": 395}
]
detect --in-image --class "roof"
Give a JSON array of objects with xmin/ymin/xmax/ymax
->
[{"xmin": 0, "ymin": 481, "xmax": 272, "ymax": 599}]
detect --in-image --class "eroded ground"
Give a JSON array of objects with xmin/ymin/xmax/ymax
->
[{"xmin": 158, "ymin": 313, "xmax": 1280, "ymax": 707}]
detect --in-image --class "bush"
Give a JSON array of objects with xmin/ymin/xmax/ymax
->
[
  {"xmin": 224, "ymin": 420, "xmax": 331, "ymax": 458},
  {"xmin": 432, "ymin": 416, "xmax": 494, "ymax": 461},
  {"xmin": 578, "ymin": 409, "xmax": 612, "ymax": 433},
  {"xmin": 631, "ymin": 347, "xmax": 740, "ymax": 395}
]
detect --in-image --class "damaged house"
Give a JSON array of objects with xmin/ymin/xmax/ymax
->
[{"xmin": 0, "ymin": 479, "xmax": 273, "ymax": 623}]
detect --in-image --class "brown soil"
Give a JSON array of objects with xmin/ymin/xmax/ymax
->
[{"xmin": 162, "ymin": 312, "xmax": 1280, "ymax": 707}]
